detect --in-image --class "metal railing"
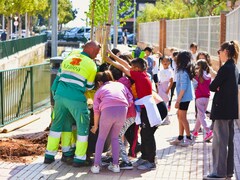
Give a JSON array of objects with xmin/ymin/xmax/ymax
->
[
  {"xmin": 166, "ymin": 16, "xmax": 220, "ymax": 56},
  {"xmin": 0, "ymin": 34, "xmax": 47, "ymax": 60},
  {"xmin": 0, "ymin": 62, "xmax": 50, "ymax": 127},
  {"xmin": 139, "ymin": 21, "xmax": 160, "ymax": 46}
]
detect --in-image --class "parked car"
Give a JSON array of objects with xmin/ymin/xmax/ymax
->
[
  {"xmin": 84, "ymin": 30, "xmax": 91, "ymax": 41},
  {"xmin": 11, "ymin": 30, "xmax": 27, "ymax": 39},
  {"xmin": 40, "ymin": 30, "xmax": 52, "ymax": 40},
  {"xmin": 127, "ymin": 33, "xmax": 136, "ymax": 45},
  {"xmin": 111, "ymin": 29, "xmax": 123, "ymax": 44},
  {"xmin": 63, "ymin": 27, "xmax": 90, "ymax": 42}
]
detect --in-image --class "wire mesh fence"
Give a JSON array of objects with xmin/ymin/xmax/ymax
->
[
  {"xmin": 226, "ymin": 6, "xmax": 240, "ymax": 68},
  {"xmin": 166, "ymin": 16, "xmax": 220, "ymax": 57},
  {"xmin": 139, "ymin": 21, "xmax": 160, "ymax": 46}
]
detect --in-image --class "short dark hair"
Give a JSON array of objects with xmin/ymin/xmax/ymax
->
[
  {"xmin": 98, "ymin": 63, "xmax": 109, "ymax": 72},
  {"xmin": 109, "ymin": 65, "xmax": 123, "ymax": 80},
  {"xmin": 190, "ymin": 42, "xmax": 198, "ymax": 49},
  {"xmin": 144, "ymin": 47, "xmax": 152, "ymax": 53},
  {"xmin": 172, "ymin": 51, "xmax": 179, "ymax": 58},
  {"xmin": 131, "ymin": 58, "xmax": 147, "ymax": 71},
  {"xmin": 111, "ymin": 48, "xmax": 120, "ymax": 55}
]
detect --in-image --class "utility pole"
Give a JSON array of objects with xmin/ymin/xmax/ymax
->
[
  {"xmin": 2, "ymin": 15, "xmax": 5, "ymax": 30},
  {"xmin": 51, "ymin": 0, "xmax": 58, "ymax": 57},
  {"xmin": 25, "ymin": 13, "xmax": 28, "ymax": 37}
]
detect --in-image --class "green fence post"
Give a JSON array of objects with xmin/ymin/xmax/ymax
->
[
  {"xmin": 30, "ymin": 67, "xmax": 34, "ymax": 114},
  {"xmin": 0, "ymin": 72, "xmax": 4, "ymax": 126}
]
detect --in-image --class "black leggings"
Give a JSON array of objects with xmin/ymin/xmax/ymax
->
[{"xmin": 169, "ymin": 82, "xmax": 176, "ymax": 107}]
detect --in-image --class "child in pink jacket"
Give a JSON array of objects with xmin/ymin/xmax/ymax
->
[{"xmin": 90, "ymin": 70, "xmax": 133, "ymax": 174}]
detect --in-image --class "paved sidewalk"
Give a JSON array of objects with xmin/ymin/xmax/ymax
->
[{"xmin": 0, "ymin": 100, "xmax": 240, "ymax": 179}]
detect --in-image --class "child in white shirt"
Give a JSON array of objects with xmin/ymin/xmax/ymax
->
[{"xmin": 157, "ymin": 56, "xmax": 173, "ymax": 125}]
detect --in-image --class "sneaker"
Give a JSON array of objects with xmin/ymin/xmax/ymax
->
[
  {"xmin": 108, "ymin": 163, "xmax": 120, "ymax": 173},
  {"xmin": 192, "ymin": 131, "xmax": 199, "ymax": 138},
  {"xmin": 204, "ymin": 130, "xmax": 213, "ymax": 142},
  {"xmin": 169, "ymin": 138, "xmax": 184, "ymax": 146},
  {"xmin": 161, "ymin": 119, "xmax": 171, "ymax": 125},
  {"xmin": 119, "ymin": 161, "xmax": 133, "ymax": 170},
  {"xmin": 132, "ymin": 158, "xmax": 146, "ymax": 167},
  {"xmin": 203, "ymin": 173, "xmax": 226, "ymax": 179},
  {"xmin": 179, "ymin": 138, "xmax": 195, "ymax": 147},
  {"xmin": 101, "ymin": 156, "xmax": 113, "ymax": 166},
  {"xmin": 91, "ymin": 165, "xmax": 100, "ymax": 174},
  {"xmin": 137, "ymin": 160, "xmax": 156, "ymax": 170}
]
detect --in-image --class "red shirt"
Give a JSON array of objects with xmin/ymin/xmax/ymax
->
[{"xmin": 130, "ymin": 70, "xmax": 152, "ymax": 99}]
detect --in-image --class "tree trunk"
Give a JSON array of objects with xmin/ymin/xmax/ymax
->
[
  {"xmin": 90, "ymin": 0, "xmax": 96, "ymax": 40},
  {"xmin": 102, "ymin": 0, "xmax": 115, "ymax": 62},
  {"xmin": 30, "ymin": 16, "xmax": 33, "ymax": 36},
  {"xmin": 6, "ymin": 16, "xmax": 11, "ymax": 40},
  {"xmin": 27, "ymin": 15, "xmax": 31, "ymax": 36},
  {"xmin": 18, "ymin": 14, "xmax": 22, "ymax": 38}
]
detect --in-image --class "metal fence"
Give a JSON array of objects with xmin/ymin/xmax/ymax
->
[
  {"xmin": 226, "ymin": 6, "xmax": 240, "ymax": 68},
  {"xmin": 166, "ymin": 16, "xmax": 220, "ymax": 56},
  {"xmin": 0, "ymin": 34, "xmax": 47, "ymax": 59},
  {"xmin": 139, "ymin": 21, "xmax": 160, "ymax": 46},
  {"xmin": 0, "ymin": 63, "xmax": 50, "ymax": 127}
]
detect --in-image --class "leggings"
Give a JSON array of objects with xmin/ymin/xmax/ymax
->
[
  {"xmin": 118, "ymin": 117, "xmax": 135, "ymax": 163},
  {"xmin": 94, "ymin": 106, "xmax": 127, "ymax": 165}
]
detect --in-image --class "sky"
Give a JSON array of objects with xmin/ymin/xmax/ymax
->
[{"xmin": 65, "ymin": 0, "xmax": 90, "ymax": 28}]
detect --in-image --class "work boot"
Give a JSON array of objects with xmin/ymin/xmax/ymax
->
[
  {"xmin": 44, "ymin": 157, "xmax": 55, "ymax": 164},
  {"xmin": 61, "ymin": 154, "xmax": 74, "ymax": 164}
]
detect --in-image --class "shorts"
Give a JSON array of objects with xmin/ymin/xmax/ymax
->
[
  {"xmin": 153, "ymin": 74, "xmax": 158, "ymax": 83},
  {"xmin": 179, "ymin": 101, "xmax": 190, "ymax": 111},
  {"xmin": 156, "ymin": 101, "xmax": 168, "ymax": 120}
]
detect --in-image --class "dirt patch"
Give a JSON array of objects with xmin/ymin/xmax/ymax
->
[{"xmin": 0, "ymin": 132, "xmax": 48, "ymax": 164}]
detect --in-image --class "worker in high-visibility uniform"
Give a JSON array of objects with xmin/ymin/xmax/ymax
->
[{"xmin": 44, "ymin": 41, "xmax": 100, "ymax": 167}]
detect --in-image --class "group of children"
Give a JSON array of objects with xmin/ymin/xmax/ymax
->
[{"xmin": 88, "ymin": 42, "xmax": 216, "ymax": 174}]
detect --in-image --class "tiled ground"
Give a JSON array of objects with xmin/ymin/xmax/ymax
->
[{"xmin": 0, "ymin": 101, "xmax": 240, "ymax": 180}]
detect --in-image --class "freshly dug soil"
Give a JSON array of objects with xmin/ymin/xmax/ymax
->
[{"xmin": 0, "ymin": 132, "xmax": 48, "ymax": 163}]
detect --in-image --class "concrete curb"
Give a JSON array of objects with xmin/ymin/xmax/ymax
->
[{"xmin": 0, "ymin": 115, "xmax": 40, "ymax": 133}]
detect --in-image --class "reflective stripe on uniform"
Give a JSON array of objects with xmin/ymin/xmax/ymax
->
[
  {"xmin": 61, "ymin": 70, "xmax": 86, "ymax": 82},
  {"xmin": 46, "ymin": 136, "xmax": 61, "ymax": 154},
  {"xmin": 74, "ymin": 154, "xmax": 87, "ymax": 161},
  {"xmin": 59, "ymin": 77, "xmax": 84, "ymax": 87},
  {"xmin": 86, "ymin": 81, "xmax": 94, "ymax": 88},
  {"xmin": 75, "ymin": 141, "xmax": 88, "ymax": 160},
  {"xmin": 61, "ymin": 71, "xmax": 86, "ymax": 81},
  {"xmin": 86, "ymin": 84, "xmax": 94, "ymax": 90},
  {"xmin": 77, "ymin": 135, "xmax": 88, "ymax": 142},
  {"xmin": 45, "ymin": 150, "xmax": 58, "ymax": 156},
  {"xmin": 62, "ymin": 146, "xmax": 71, "ymax": 152},
  {"xmin": 49, "ymin": 131, "xmax": 61, "ymax": 138}
]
